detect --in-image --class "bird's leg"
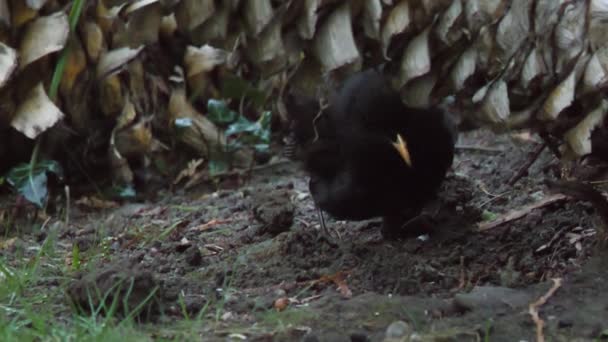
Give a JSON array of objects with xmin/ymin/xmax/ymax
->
[
  {"xmin": 315, "ymin": 206, "xmax": 338, "ymax": 246},
  {"xmin": 311, "ymin": 99, "xmax": 329, "ymax": 143},
  {"xmin": 381, "ymin": 210, "xmax": 434, "ymax": 240}
]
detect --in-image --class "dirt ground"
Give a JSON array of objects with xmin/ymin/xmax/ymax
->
[{"xmin": 2, "ymin": 129, "xmax": 608, "ymax": 341}]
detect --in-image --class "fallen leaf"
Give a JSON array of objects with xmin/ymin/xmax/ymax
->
[
  {"xmin": 11, "ymin": 83, "xmax": 65, "ymax": 139},
  {"xmin": 174, "ymin": 159, "xmax": 205, "ymax": 185},
  {"xmin": 19, "ymin": 12, "xmax": 69, "ymax": 69},
  {"xmin": 75, "ymin": 196, "xmax": 119, "ymax": 209},
  {"xmin": 190, "ymin": 218, "xmax": 232, "ymax": 231},
  {"xmin": 274, "ymin": 297, "xmax": 289, "ymax": 311}
]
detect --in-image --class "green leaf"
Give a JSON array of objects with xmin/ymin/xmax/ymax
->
[
  {"xmin": 117, "ymin": 185, "xmax": 136, "ymax": 199},
  {"xmin": 481, "ymin": 210, "xmax": 498, "ymax": 221},
  {"xmin": 72, "ymin": 243, "xmax": 81, "ymax": 271},
  {"xmin": 209, "ymin": 159, "xmax": 229, "ymax": 176},
  {"xmin": 220, "ymin": 75, "xmax": 267, "ymax": 109},
  {"xmin": 258, "ymin": 110, "xmax": 272, "ymax": 128},
  {"xmin": 174, "ymin": 117, "xmax": 193, "ymax": 128},
  {"xmin": 256, "ymin": 111, "xmax": 272, "ymax": 144},
  {"xmin": 207, "ymin": 99, "xmax": 238, "ymax": 125},
  {"xmin": 225, "ymin": 116, "xmax": 256, "ymax": 137},
  {"xmin": 106, "ymin": 185, "xmax": 136, "ymax": 199},
  {"xmin": 49, "ymin": 0, "xmax": 86, "ymax": 101},
  {"xmin": 225, "ymin": 111, "xmax": 272, "ymax": 152},
  {"xmin": 254, "ymin": 144, "xmax": 270, "ymax": 153},
  {"xmin": 5, "ymin": 160, "xmax": 63, "ymax": 208}
]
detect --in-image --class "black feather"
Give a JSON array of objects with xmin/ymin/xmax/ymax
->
[{"xmin": 286, "ymin": 69, "xmax": 456, "ymax": 238}]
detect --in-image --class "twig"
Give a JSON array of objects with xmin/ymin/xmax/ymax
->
[
  {"xmin": 508, "ymin": 143, "xmax": 547, "ymax": 186},
  {"xmin": 207, "ymin": 159, "xmax": 292, "ymax": 179},
  {"xmin": 477, "ymin": 194, "xmax": 568, "ymax": 232},
  {"xmin": 64, "ymin": 185, "xmax": 70, "ymax": 228},
  {"xmin": 539, "ymin": 131, "xmax": 562, "ymax": 160},
  {"xmin": 457, "ymin": 256, "xmax": 466, "ymax": 290},
  {"xmin": 529, "ymin": 278, "xmax": 562, "ymax": 342},
  {"xmin": 455, "ymin": 145, "xmax": 504, "ymax": 153},
  {"xmin": 477, "ymin": 192, "xmax": 510, "ymax": 208},
  {"xmin": 311, "ymin": 99, "xmax": 329, "ymax": 143}
]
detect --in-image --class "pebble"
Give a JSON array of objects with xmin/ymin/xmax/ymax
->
[
  {"xmin": 454, "ymin": 286, "xmax": 533, "ymax": 311},
  {"xmin": 383, "ymin": 320, "xmax": 412, "ymax": 342}
]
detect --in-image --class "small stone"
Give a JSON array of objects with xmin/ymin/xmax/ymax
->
[
  {"xmin": 184, "ymin": 246, "xmax": 203, "ymax": 266},
  {"xmin": 67, "ymin": 260, "xmax": 160, "ymax": 319},
  {"xmin": 557, "ymin": 319, "xmax": 573, "ymax": 328},
  {"xmin": 251, "ymin": 189, "xmax": 295, "ymax": 236},
  {"xmin": 454, "ymin": 286, "xmax": 532, "ymax": 311},
  {"xmin": 175, "ymin": 238, "xmax": 191, "ymax": 253},
  {"xmin": 384, "ymin": 320, "xmax": 412, "ymax": 342},
  {"xmin": 301, "ymin": 333, "xmax": 320, "ymax": 342},
  {"xmin": 350, "ymin": 332, "xmax": 371, "ymax": 342}
]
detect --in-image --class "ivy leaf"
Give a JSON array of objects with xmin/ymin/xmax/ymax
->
[
  {"xmin": 174, "ymin": 117, "xmax": 193, "ymax": 129},
  {"xmin": 225, "ymin": 111, "xmax": 272, "ymax": 152},
  {"xmin": 107, "ymin": 185, "xmax": 136, "ymax": 199},
  {"xmin": 6, "ymin": 160, "xmax": 63, "ymax": 208},
  {"xmin": 207, "ymin": 99, "xmax": 238, "ymax": 125},
  {"xmin": 481, "ymin": 210, "xmax": 498, "ymax": 221},
  {"xmin": 256, "ymin": 111, "xmax": 272, "ymax": 144},
  {"xmin": 209, "ymin": 158, "xmax": 229, "ymax": 176},
  {"xmin": 220, "ymin": 75, "xmax": 267, "ymax": 109},
  {"xmin": 225, "ymin": 116, "xmax": 256, "ymax": 137},
  {"xmin": 227, "ymin": 112, "xmax": 271, "ymax": 139},
  {"xmin": 254, "ymin": 143, "xmax": 270, "ymax": 153}
]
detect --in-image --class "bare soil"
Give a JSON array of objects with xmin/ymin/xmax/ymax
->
[{"xmin": 3, "ymin": 129, "xmax": 608, "ymax": 341}]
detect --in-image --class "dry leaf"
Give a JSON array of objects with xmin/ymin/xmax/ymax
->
[
  {"xmin": 480, "ymin": 80, "xmax": 510, "ymax": 125},
  {"xmin": 191, "ymin": 219, "xmax": 232, "ymax": 232},
  {"xmin": 0, "ymin": 237, "xmax": 17, "ymax": 250},
  {"xmin": 175, "ymin": 0, "xmax": 215, "ymax": 32},
  {"xmin": 520, "ymin": 47, "xmax": 546, "ymax": 90},
  {"xmin": 399, "ymin": 26, "xmax": 431, "ymax": 86},
  {"xmin": 96, "ymin": 46, "xmax": 144, "ymax": 79},
  {"xmin": 582, "ymin": 49, "xmax": 608, "ymax": 92},
  {"xmin": 124, "ymin": 0, "xmax": 162, "ymax": 46},
  {"xmin": 313, "ymin": 3, "xmax": 359, "ymax": 71},
  {"xmin": 168, "ymin": 87, "xmax": 224, "ymax": 157},
  {"xmin": 436, "ymin": 0, "xmax": 463, "ymax": 46},
  {"xmin": 0, "ymin": 0, "xmax": 10, "ymax": 26},
  {"xmin": 184, "ymin": 45, "xmax": 227, "ymax": 77},
  {"xmin": 174, "ymin": 158, "xmax": 205, "ymax": 185},
  {"xmin": 0, "ymin": 42, "xmax": 17, "ymax": 88},
  {"xmin": 381, "ymin": 0, "xmax": 411, "ymax": 57},
  {"xmin": 540, "ymin": 69, "xmax": 576, "ymax": 121},
  {"xmin": 297, "ymin": 0, "xmax": 322, "ymax": 39},
  {"xmin": 99, "ymin": 75, "xmax": 124, "ymax": 118},
  {"xmin": 243, "ymin": 0, "xmax": 273, "ymax": 35},
  {"xmin": 273, "ymin": 297, "xmax": 290, "ymax": 311},
  {"xmin": 450, "ymin": 47, "xmax": 476, "ymax": 92},
  {"xmin": 248, "ymin": 16, "xmax": 285, "ymax": 66},
  {"xmin": 11, "ymin": 0, "xmax": 37, "ymax": 28},
  {"xmin": 25, "ymin": 0, "xmax": 48, "ymax": 10},
  {"xmin": 82, "ymin": 21, "xmax": 106, "ymax": 62},
  {"xmin": 564, "ymin": 100, "xmax": 608, "ymax": 156},
  {"xmin": 75, "ymin": 196, "xmax": 120, "ymax": 209},
  {"xmin": 362, "ymin": 0, "xmax": 382, "ymax": 39},
  {"xmin": 19, "ymin": 12, "xmax": 69, "ymax": 69},
  {"xmin": 60, "ymin": 37, "xmax": 87, "ymax": 96},
  {"xmin": 11, "ymin": 83, "xmax": 65, "ymax": 139}
]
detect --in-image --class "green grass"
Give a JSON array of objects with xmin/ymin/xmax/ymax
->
[{"xmin": 0, "ymin": 231, "xmax": 159, "ymax": 341}]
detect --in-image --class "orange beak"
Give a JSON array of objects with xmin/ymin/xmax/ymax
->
[{"xmin": 392, "ymin": 134, "xmax": 412, "ymax": 167}]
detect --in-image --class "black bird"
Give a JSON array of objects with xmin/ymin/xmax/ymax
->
[{"xmin": 286, "ymin": 68, "xmax": 456, "ymax": 239}]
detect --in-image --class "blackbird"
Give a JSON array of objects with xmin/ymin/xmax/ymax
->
[{"xmin": 286, "ymin": 68, "xmax": 456, "ymax": 239}]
